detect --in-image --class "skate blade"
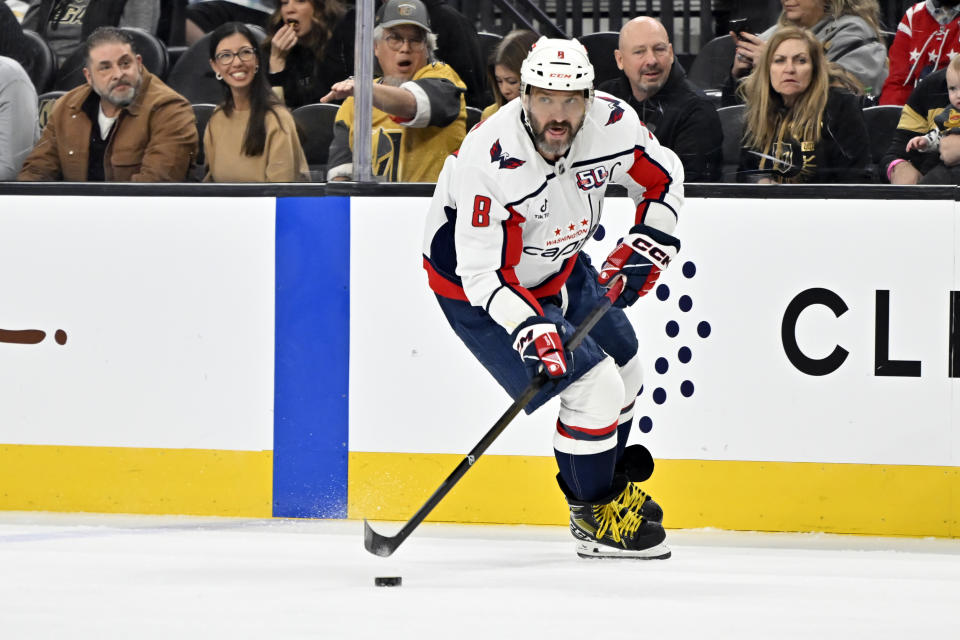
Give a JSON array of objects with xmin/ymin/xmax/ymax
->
[{"xmin": 575, "ymin": 541, "xmax": 671, "ymax": 560}]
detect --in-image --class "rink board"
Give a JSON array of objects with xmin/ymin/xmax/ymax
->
[{"xmin": 0, "ymin": 191, "xmax": 959, "ymax": 536}]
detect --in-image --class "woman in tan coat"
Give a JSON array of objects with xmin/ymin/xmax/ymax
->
[{"xmin": 204, "ymin": 21, "xmax": 309, "ymax": 182}]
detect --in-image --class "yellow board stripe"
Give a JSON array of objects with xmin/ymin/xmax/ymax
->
[
  {"xmin": 0, "ymin": 444, "xmax": 272, "ymax": 517},
  {"xmin": 348, "ymin": 452, "xmax": 960, "ymax": 538}
]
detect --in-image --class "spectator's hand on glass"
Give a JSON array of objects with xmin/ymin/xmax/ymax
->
[
  {"xmin": 905, "ymin": 135, "xmax": 929, "ymax": 153},
  {"xmin": 321, "ymin": 77, "xmax": 355, "ymax": 103},
  {"xmin": 270, "ymin": 23, "xmax": 299, "ymax": 73},
  {"xmin": 730, "ymin": 31, "xmax": 764, "ymax": 79}
]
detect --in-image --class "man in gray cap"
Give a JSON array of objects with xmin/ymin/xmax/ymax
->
[{"xmin": 322, "ymin": 0, "xmax": 466, "ymax": 182}]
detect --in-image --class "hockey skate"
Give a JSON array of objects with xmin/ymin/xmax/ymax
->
[
  {"xmin": 616, "ymin": 444, "xmax": 664, "ymax": 524},
  {"xmin": 558, "ymin": 474, "xmax": 671, "ymax": 559}
]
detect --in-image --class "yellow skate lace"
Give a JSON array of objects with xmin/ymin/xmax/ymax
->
[{"xmin": 591, "ymin": 484, "xmax": 646, "ymax": 547}]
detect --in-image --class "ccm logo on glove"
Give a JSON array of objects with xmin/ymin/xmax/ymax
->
[
  {"xmin": 511, "ymin": 318, "xmax": 569, "ymax": 379},
  {"xmin": 598, "ymin": 224, "xmax": 680, "ymax": 308}
]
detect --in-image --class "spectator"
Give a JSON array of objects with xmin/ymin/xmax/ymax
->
[
  {"xmin": 480, "ymin": 29, "xmax": 537, "ymax": 120},
  {"xmin": 879, "ymin": 1, "xmax": 960, "ymax": 106},
  {"xmin": 738, "ymin": 26, "xmax": 869, "ymax": 183},
  {"xmin": 0, "ymin": 56, "xmax": 39, "ymax": 180},
  {"xmin": 204, "ymin": 22, "xmax": 308, "ymax": 181},
  {"xmin": 727, "ymin": 0, "xmax": 887, "ymax": 101},
  {"xmin": 185, "ymin": 0, "xmax": 274, "ymax": 45},
  {"xmin": 22, "ymin": 0, "xmax": 160, "ymax": 64},
  {"xmin": 600, "ymin": 16, "xmax": 723, "ymax": 182},
  {"xmin": 328, "ymin": 0, "xmax": 489, "ymax": 109},
  {"xmin": 18, "ymin": 26, "xmax": 198, "ymax": 181},
  {"xmin": 0, "ymin": 3, "xmax": 32, "ymax": 75},
  {"xmin": 883, "ymin": 57, "xmax": 960, "ymax": 184},
  {"xmin": 321, "ymin": 0, "xmax": 465, "ymax": 182},
  {"xmin": 265, "ymin": 0, "xmax": 347, "ymax": 109}
]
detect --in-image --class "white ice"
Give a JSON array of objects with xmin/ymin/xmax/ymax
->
[{"xmin": 0, "ymin": 511, "xmax": 957, "ymax": 639}]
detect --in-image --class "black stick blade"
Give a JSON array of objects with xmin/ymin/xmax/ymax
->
[{"xmin": 363, "ymin": 519, "xmax": 398, "ymax": 557}]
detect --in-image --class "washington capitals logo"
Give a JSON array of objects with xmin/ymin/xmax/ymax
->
[
  {"xmin": 490, "ymin": 139, "xmax": 526, "ymax": 169},
  {"xmin": 596, "ymin": 96, "xmax": 624, "ymax": 126}
]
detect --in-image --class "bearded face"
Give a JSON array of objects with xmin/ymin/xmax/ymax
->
[{"xmin": 525, "ymin": 87, "xmax": 587, "ymax": 159}]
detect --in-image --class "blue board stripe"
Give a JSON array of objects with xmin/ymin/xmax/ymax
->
[{"xmin": 273, "ymin": 196, "xmax": 350, "ymax": 518}]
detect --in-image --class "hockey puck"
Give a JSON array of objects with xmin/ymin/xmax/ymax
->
[{"xmin": 374, "ymin": 576, "xmax": 402, "ymax": 587}]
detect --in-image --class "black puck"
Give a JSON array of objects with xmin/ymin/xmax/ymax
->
[{"xmin": 374, "ymin": 576, "xmax": 402, "ymax": 587}]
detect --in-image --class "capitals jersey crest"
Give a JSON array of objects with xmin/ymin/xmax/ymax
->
[
  {"xmin": 490, "ymin": 139, "xmax": 526, "ymax": 169},
  {"xmin": 596, "ymin": 95, "xmax": 625, "ymax": 126}
]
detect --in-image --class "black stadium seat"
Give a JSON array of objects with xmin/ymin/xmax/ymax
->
[
  {"xmin": 292, "ymin": 102, "xmax": 340, "ymax": 181},
  {"xmin": 477, "ymin": 30, "xmax": 502, "ymax": 65},
  {"xmin": 688, "ymin": 34, "xmax": 735, "ymax": 92},
  {"xmin": 166, "ymin": 26, "xmax": 266, "ymax": 105},
  {"xmin": 862, "ymin": 104, "xmax": 903, "ymax": 182},
  {"xmin": 191, "ymin": 103, "xmax": 217, "ymax": 171},
  {"xmin": 53, "ymin": 27, "xmax": 170, "ymax": 91},
  {"xmin": 20, "ymin": 30, "xmax": 57, "ymax": 93},
  {"xmin": 466, "ymin": 105, "xmax": 482, "ymax": 131},
  {"xmin": 578, "ymin": 31, "xmax": 621, "ymax": 87},
  {"xmin": 717, "ymin": 104, "xmax": 745, "ymax": 183}
]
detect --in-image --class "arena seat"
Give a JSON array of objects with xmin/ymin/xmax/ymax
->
[
  {"xmin": 578, "ymin": 31, "xmax": 621, "ymax": 87},
  {"xmin": 191, "ymin": 103, "xmax": 217, "ymax": 176},
  {"xmin": 862, "ymin": 104, "xmax": 903, "ymax": 183},
  {"xmin": 717, "ymin": 103, "xmax": 745, "ymax": 183},
  {"xmin": 477, "ymin": 31, "xmax": 502, "ymax": 66},
  {"xmin": 20, "ymin": 30, "xmax": 57, "ymax": 93},
  {"xmin": 466, "ymin": 105, "xmax": 482, "ymax": 131},
  {"xmin": 688, "ymin": 35, "xmax": 735, "ymax": 93},
  {"xmin": 53, "ymin": 27, "xmax": 170, "ymax": 91},
  {"xmin": 292, "ymin": 103, "xmax": 340, "ymax": 181}
]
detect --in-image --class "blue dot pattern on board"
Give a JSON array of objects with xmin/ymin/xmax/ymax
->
[
  {"xmin": 638, "ymin": 416, "xmax": 653, "ymax": 433},
  {"xmin": 679, "ymin": 295, "xmax": 692, "ymax": 312},
  {"xmin": 681, "ymin": 380, "xmax": 694, "ymax": 397},
  {"xmin": 656, "ymin": 284, "xmax": 670, "ymax": 301},
  {"xmin": 655, "ymin": 357, "xmax": 668, "ymax": 374},
  {"xmin": 682, "ymin": 261, "xmax": 696, "ymax": 278},
  {"xmin": 666, "ymin": 320, "xmax": 679, "ymax": 337},
  {"xmin": 678, "ymin": 346, "xmax": 691, "ymax": 363},
  {"xmin": 593, "ymin": 224, "xmax": 605, "ymax": 241},
  {"xmin": 653, "ymin": 387, "xmax": 666, "ymax": 404},
  {"xmin": 697, "ymin": 321, "xmax": 711, "ymax": 338}
]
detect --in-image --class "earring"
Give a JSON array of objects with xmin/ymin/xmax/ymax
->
[
  {"xmin": 255, "ymin": 65, "xmax": 259, "ymax": 72},
  {"xmin": 215, "ymin": 72, "xmax": 222, "ymax": 80}
]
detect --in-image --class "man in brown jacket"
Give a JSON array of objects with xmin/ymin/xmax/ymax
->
[{"xmin": 18, "ymin": 26, "xmax": 197, "ymax": 182}]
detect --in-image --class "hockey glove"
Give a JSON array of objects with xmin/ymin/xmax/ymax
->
[
  {"xmin": 511, "ymin": 316, "xmax": 569, "ymax": 380},
  {"xmin": 598, "ymin": 224, "xmax": 680, "ymax": 308}
]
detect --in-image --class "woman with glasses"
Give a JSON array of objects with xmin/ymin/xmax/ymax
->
[
  {"xmin": 266, "ymin": 0, "xmax": 348, "ymax": 109},
  {"xmin": 204, "ymin": 22, "xmax": 309, "ymax": 181}
]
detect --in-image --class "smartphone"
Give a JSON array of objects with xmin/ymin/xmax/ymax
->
[{"xmin": 728, "ymin": 17, "xmax": 752, "ymax": 38}]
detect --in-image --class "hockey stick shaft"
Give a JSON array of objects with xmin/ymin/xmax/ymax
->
[{"xmin": 364, "ymin": 275, "xmax": 626, "ymax": 557}]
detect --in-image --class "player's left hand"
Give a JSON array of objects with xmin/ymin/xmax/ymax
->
[{"xmin": 598, "ymin": 224, "xmax": 680, "ymax": 308}]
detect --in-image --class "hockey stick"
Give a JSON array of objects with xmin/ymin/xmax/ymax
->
[{"xmin": 363, "ymin": 275, "xmax": 626, "ymax": 557}]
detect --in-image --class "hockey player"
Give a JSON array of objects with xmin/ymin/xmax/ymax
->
[{"xmin": 422, "ymin": 37, "xmax": 683, "ymax": 559}]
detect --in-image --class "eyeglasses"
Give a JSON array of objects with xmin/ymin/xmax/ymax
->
[
  {"xmin": 215, "ymin": 47, "xmax": 257, "ymax": 65},
  {"xmin": 383, "ymin": 32, "xmax": 426, "ymax": 51}
]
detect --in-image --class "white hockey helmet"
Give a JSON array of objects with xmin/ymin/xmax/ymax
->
[
  {"xmin": 520, "ymin": 36, "xmax": 595, "ymax": 92},
  {"xmin": 519, "ymin": 37, "xmax": 595, "ymax": 140}
]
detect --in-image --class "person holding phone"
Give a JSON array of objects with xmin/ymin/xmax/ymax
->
[{"xmin": 725, "ymin": 0, "xmax": 887, "ymax": 102}]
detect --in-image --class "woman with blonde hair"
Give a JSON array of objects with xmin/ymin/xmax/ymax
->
[
  {"xmin": 480, "ymin": 29, "xmax": 539, "ymax": 120},
  {"xmin": 737, "ymin": 26, "xmax": 869, "ymax": 183},
  {"xmin": 729, "ymin": 0, "xmax": 887, "ymax": 99}
]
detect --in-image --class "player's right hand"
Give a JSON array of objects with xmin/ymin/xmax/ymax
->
[
  {"xmin": 511, "ymin": 317, "xmax": 569, "ymax": 380},
  {"xmin": 598, "ymin": 224, "xmax": 680, "ymax": 308}
]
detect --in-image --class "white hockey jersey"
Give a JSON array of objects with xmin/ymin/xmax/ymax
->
[{"xmin": 422, "ymin": 91, "xmax": 684, "ymax": 333}]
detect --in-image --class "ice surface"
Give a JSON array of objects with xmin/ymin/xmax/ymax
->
[{"xmin": 0, "ymin": 512, "xmax": 957, "ymax": 638}]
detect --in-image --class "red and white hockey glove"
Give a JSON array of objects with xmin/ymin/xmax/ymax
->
[
  {"xmin": 511, "ymin": 317, "xmax": 569, "ymax": 380},
  {"xmin": 598, "ymin": 224, "xmax": 680, "ymax": 308}
]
